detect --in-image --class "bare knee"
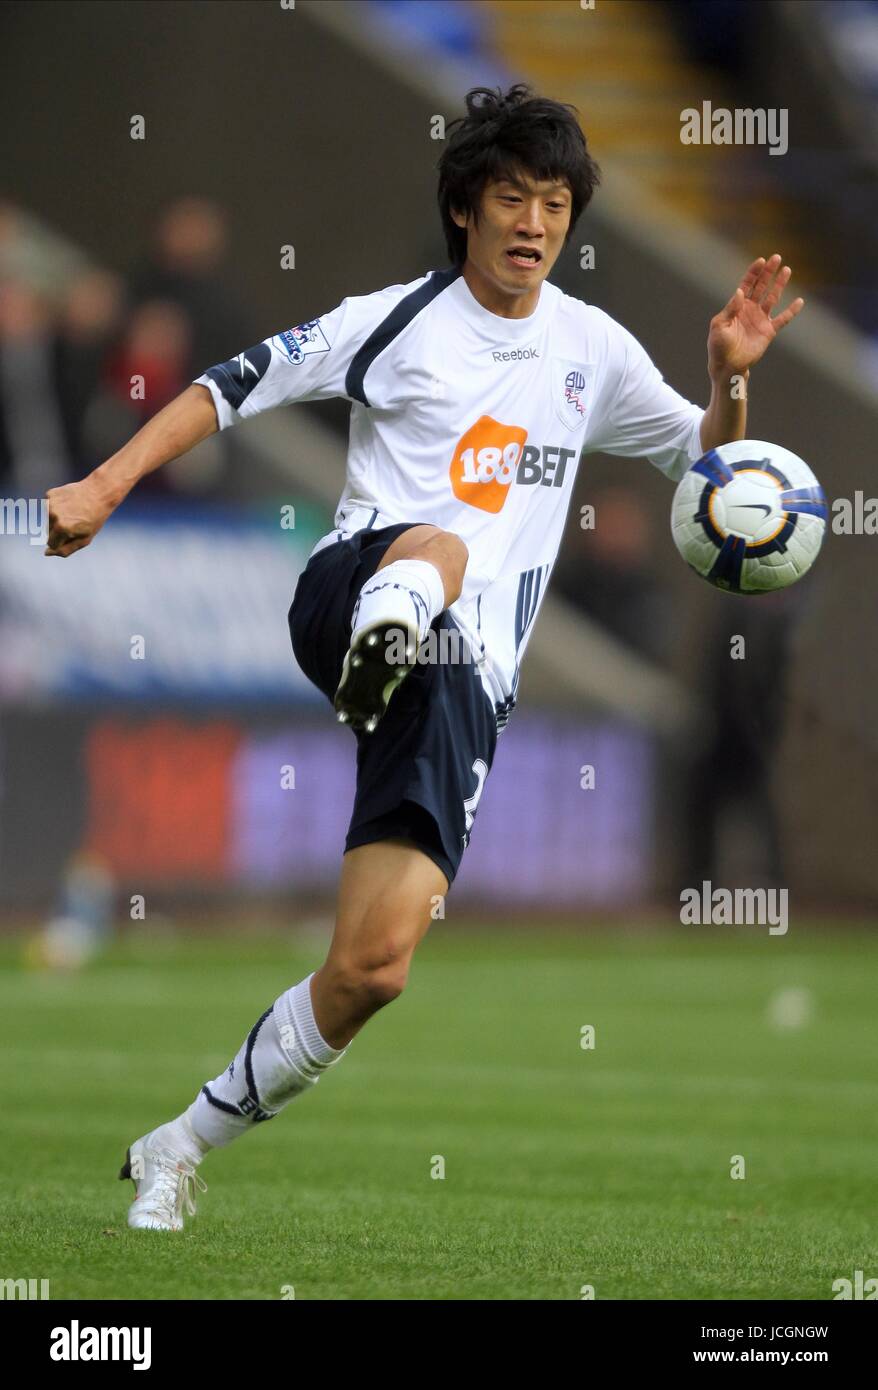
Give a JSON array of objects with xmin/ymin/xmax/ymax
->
[
  {"xmin": 414, "ymin": 527, "xmax": 467, "ymax": 606},
  {"xmin": 322, "ymin": 943, "xmax": 413, "ymax": 1017},
  {"xmin": 316, "ymin": 843, "xmax": 446, "ymax": 1042},
  {"xmin": 381, "ymin": 524, "xmax": 468, "ymax": 607}
]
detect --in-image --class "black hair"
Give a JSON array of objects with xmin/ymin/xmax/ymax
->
[{"xmin": 437, "ymin": 84, "xmax": 601, "ymax": 267}]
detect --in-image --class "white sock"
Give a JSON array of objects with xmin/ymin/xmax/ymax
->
[
  {"xmin": 147, "ymin": 1112, "xmax": 209, "ymax": 1168},
  {"xmin": 351, "ymin": 558, "xmax": 446, "ymax": 645},
  {"xmin": 161, "ymin": 974, "xmax": 346, "ymax": 1154}
]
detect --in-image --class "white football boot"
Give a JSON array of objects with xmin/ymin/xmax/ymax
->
[
  {"xmin": 119, "ymin": 1131, "xmax": 207, "ymax": 1231},
  {"xmin": 333, "ymin": 617, "xmax": 419, "ymax": 734}
]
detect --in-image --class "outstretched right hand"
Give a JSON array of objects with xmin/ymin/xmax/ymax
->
[{"xmin": 44, "ymin": 474, "xmax": 117, "ymax": 557}]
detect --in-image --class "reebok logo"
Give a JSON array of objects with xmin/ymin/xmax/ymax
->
[{"xmin": 491, "ymin": 348, "xmax": 539, "ymax": 362}]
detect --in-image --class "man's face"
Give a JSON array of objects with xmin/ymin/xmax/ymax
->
[{"xmin": 452, "ymin": 171, "xmax": 572, "ymax": 312}]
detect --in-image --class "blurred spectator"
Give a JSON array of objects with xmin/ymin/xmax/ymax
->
[
  {"xmin": 0, "ymin": 279, "xmax": 71, "ymax": 496},
  {"xmin": 682, "ymin": 590, "xmax": 802, "ymax": 887},
  {"xmin": 553, "ymin": 483, "xmax": 674, "ymax": 664},
  {"xmin": 129, "ymin": 197, "xmax": 252, "ymax": 372},
  {"xmin": 0, "ymin": 197, "xmax": 252, "ymax": 499},
  {"xmin": 84, "ymin": 299, "xmax": 194, "ymax": 486},
  {"xmin": 56, "ymin": 268, "xmax": 125, "ymax": 471},
  {"xmin": 0, "ymin": 223, "xmax": 124, "ymax": 492}
]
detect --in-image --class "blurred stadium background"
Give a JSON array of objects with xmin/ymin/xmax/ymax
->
[
  {"xmin": 1, "ymin": 0, "xmax": 876, "ymax": 936},
  {"xmin": 2, "ymin": 0, "xmax": 878, "ymax": 1303}
]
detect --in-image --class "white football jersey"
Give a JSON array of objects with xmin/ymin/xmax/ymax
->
[{"xmin": 195, "ymin": 268, "xmax": 704, "ymax": 725}]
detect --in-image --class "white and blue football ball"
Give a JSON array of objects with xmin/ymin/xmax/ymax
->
[{"xmin": 671, "ymin": 440, "xmax": 827, "ymax": 594}]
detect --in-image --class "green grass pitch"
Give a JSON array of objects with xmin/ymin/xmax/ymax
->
[{"xmin": 2, "ymin": 926, "xmax": 876, "ymax": 1300}]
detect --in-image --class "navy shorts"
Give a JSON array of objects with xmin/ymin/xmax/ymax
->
[{"xmin": 288, "ymin": 523, "xmax": 498, "ymax": 886}]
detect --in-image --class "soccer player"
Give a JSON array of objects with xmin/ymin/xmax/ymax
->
[{"xmin": 44, "ymin": 86, "xmax": 803, "ymax": 1230}]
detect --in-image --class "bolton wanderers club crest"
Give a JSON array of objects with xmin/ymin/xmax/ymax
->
[{"xmin": 552, "ymin": 359, "xmax": 594, "ymax": 430}]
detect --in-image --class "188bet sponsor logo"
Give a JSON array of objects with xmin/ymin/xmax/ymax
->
[{"xmin": 449, "ymin": 415, "xmax": 575, "ymax": 514}]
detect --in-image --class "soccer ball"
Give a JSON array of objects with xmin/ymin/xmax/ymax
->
[{"xmin": 671, "ymin": 439, "xmax": 827, "ymax": 594}]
